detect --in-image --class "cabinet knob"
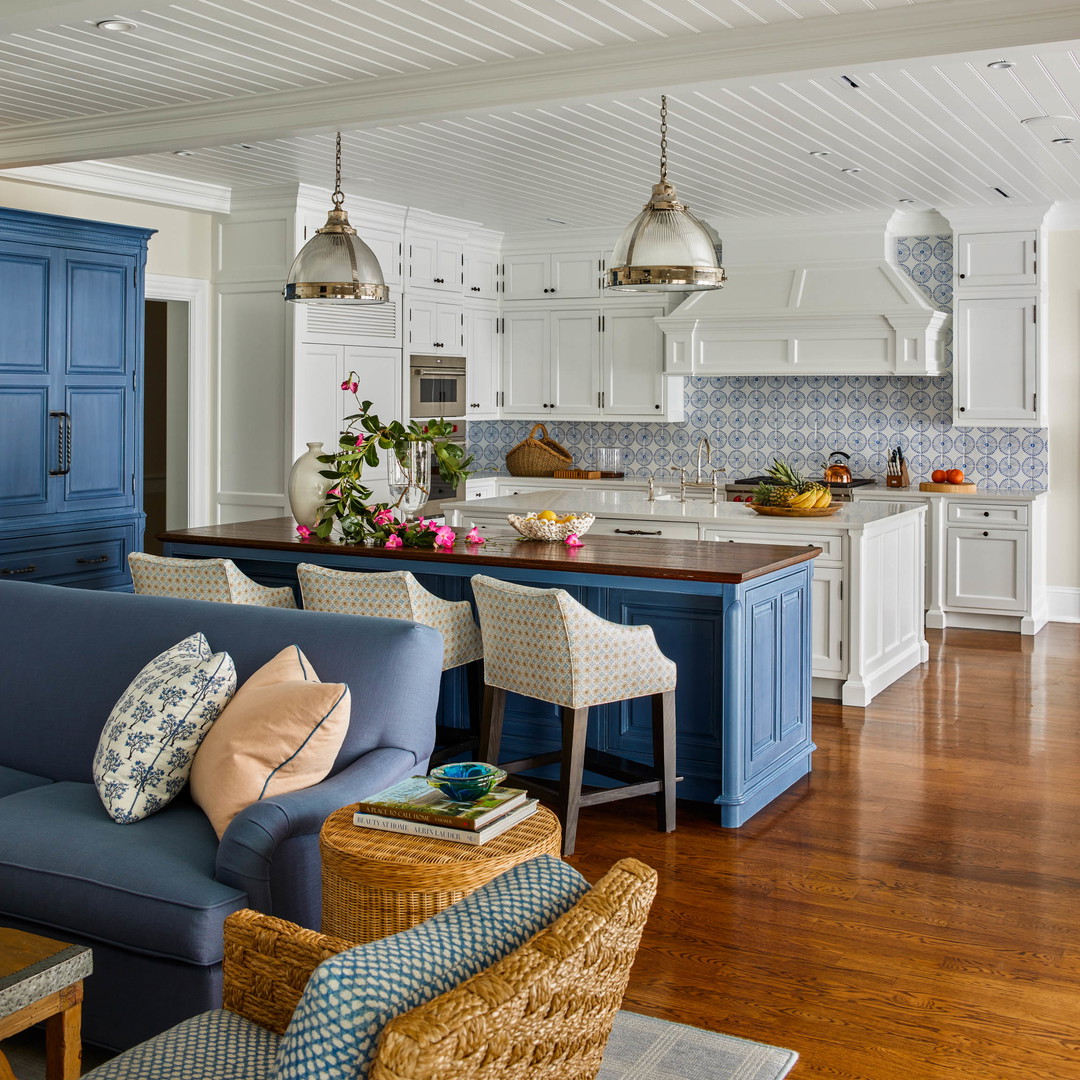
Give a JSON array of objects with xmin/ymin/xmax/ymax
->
[
  {"xmin": 959, "ymin": 406, "xmax": 965, "ymax": 412},
  {"xmin": 983, "ymin": 511, "xmax": 990, "ymax": 517},
  {"xmin": 959, "ymin": 273, "xmax": 966, "ymax": 279},
  {"xmin": 983, "ymin": 531, "xmax": 989, "ymax": 537},
  {"xmin": 543, "ymin": 288, "xmax": 550, "ymax": 293},
  {"xmin": 654, "ymin": 404, "xmax": 661, "ymax": 409}
]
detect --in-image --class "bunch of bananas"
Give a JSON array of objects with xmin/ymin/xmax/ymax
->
[{"xmin": 752, "ymin": 457, "xmax": 832, "ymax": 509}]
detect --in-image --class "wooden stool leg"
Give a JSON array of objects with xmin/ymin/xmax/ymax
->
[
  {"xmin": 559, "ymin": 706, "xmax": 589, "ymax": 857},
  {"xmin": 652, "ymin": 690, "xmax": 677, "ymax": 833},
  {"xmin": 465, "ymin": 659, "xmax": 484, "ymax": 743},
  {"xmin": 45, "ymin": 985, "xmax": 83, "ymax": 1080},
  {"xmin": 0, "ymin": 1049, "xmax": 17, "ymax": 1080},
  {"xmin": 479, "ymin": 684, "xmax": 506, "ymax": 765}
]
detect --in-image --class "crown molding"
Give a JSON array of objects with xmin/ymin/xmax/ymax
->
[
  {"xmin": 1045, "ymin": 201, "xmax": 1080, "ymax": 230},
  {"xmin": 1, "ymin": 160, "xmax": 231, "ymax": 213},
  {"xmin": 1, "ymin": 0, "xmax": 1079, "ymax": 169}
]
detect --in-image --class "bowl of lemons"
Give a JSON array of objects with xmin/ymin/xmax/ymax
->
[{"xmin": 506, "ymin": 509, "xmax": 596, "ymax": 542}]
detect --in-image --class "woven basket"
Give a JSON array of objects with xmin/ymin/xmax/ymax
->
[{"xmin": 505, "ymin": 423, "xmax": 573, "ymax": 477}]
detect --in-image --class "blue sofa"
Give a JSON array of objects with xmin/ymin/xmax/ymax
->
[{"xmin": 0, "ymin": 580, "xmax": 443, "ymax": 1051}]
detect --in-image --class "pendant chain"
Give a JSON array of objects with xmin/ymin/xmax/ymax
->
[
  {"xmin": 332, "ymin": 130, "xmax": 344, "ymax": 208},
  {"xmin": 659, "ymin": 95, "xmax": 668, "ymax": 184}
]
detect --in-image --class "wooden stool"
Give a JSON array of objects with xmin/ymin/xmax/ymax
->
[
  {"xmin": 319, "ymin": 803, "xmax": 561, "ymax": 943},
  {"xmin": 470, "ymin": 574, "xmax": 678, "ymax": 857},
  {"xmin": 0, "ymin": 928, "xmax": 92, "ymax": 1080},
  {"xmin": 298, "ymin": 564, "xmax": 484, "ymax": 765}
]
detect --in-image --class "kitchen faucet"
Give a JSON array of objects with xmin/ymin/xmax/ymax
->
[
  {"xmin": 677, "ymin": 434, "xmax": 725, "ymax": 504},
  {"xmin": 695, "ymin": 435, "xmax": 711, "ymax": 483}
]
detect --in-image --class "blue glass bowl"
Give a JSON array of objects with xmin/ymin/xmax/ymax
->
[{"xmin": 427, "ymin": 762, "xmax": 507, "ymax": 803}]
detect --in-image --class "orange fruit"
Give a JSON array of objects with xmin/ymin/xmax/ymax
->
[{"xmin": 946, "ymin": 468, "xmax": 965, "ymax": 484}]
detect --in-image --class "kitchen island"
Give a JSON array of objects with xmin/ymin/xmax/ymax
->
[
  {"xmin": 446, "ymin": 490, "xmax": 928, "ymax": 707},
  {"xmin": 160, "ymin": 518, "xmax": 820, "ymax": 826}
]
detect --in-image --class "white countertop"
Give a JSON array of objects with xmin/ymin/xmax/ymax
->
[
  {"xmin": 446, "ymin": 489, "xmax": 925, "ymax": 531},
  {"xmin": 853, "ymin": 486, "xmax": 1047, "ymax": 500}
]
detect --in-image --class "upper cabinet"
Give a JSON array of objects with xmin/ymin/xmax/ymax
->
[
  {"xmin": 502, "ymin": 251, "xmax": 604, "ymax": 300},
  {"xmin": 464, "ymin": 243, "xmax": 500, "ymax": 300},
  {"xmin": 948, "ymin": 210, "xmax": 1048, "ymax": 428},
  {"xmin": 407, "ymin": 232, "xmax": 464, "ymax": 294}
]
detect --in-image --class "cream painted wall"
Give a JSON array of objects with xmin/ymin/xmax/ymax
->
[
  {"xmin": 0, "ymin": 177, "xmax": 212, "ymax": 279},
  {"xmin": 1047, "ymin": 231, "xmax": 1080, "ymax": 591}
]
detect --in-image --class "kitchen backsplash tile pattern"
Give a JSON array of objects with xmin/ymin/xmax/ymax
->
[{"xmin": 467, "ymin": 237, "xmax": 1049, "ymax": 489}]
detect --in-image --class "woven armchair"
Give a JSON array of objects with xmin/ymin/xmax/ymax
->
[
  {"xmin": 220, "ymin": 857, "xmax": 657, "ymax": 1079},
  {"xmin": 129, "ymin": 552, "xmax": 297, "ymax": 608}
]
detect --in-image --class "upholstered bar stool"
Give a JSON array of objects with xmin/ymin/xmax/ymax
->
[
  {"xmin": 128, "ymin": 552, "xmax": 297, "ymax": 607},
  {"xmin": 470, "ymin": 574, "xmax": 678, "ymax": 856},
  {"xmin": 297, "ymin": 564, "xmax": 484, "ymax": 765}
]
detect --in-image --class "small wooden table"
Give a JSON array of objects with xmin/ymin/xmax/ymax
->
[
  {"xmin": 320, "ymin": 804, "xmax": 562, "ymax": 943},
  {"xmin": 0, "ymin": 929, "xmax": 92, "ymax": 1080}
]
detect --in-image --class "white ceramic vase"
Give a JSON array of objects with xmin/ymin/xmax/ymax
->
[{"xmin": 288, "ymin": 442, "xmax": 332, "ymax": 529}]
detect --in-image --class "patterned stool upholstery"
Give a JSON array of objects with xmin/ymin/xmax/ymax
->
[
  {"xmin": 471, "ymin": 574, "xmax": 678, "ymax": 856},
  {"xmin": 297, "ymin": 564, "xmax": 483, "ymax": 764},
  {"xmin": 128, "ymin": 553, "xmax": 297, "ymax": 608}
]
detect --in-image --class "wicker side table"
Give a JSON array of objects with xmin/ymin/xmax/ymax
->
[{"xmin": 320, "ymin": 804, "xmax": 562, "ymax": 943}]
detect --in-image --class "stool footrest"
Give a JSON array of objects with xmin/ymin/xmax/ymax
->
[
  {"xmin": 429, "ymin": 725, "xmax": 480, "ymax": 767},
  {"xmin": 499, "ymin": 751, "xmax": 562, "ymax": 773}
]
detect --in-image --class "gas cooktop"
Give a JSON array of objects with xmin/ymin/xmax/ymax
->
[{"xmin": 729, "ymin": 476, "xmax": 876, "ymax": 489}]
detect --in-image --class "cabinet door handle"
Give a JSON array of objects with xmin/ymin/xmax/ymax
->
[
  {"xmin": 614, "ymin": 528, "xmax": 662, "ymax": 536},
  {"xmin": 76, "ymin": 554, "xmax": 110, "ymax": 565},
  {"xmin": 1, "ymin": 565, "xmax": 37, "ymax": 575},
  {"xmin": 434, "ymin": 277, "xmax": 445, "ymax": 284},
  {"xmin": 471, "ymin": 286, "xmax": 480, "ymax": 292},
  {"xmin": 48, "ymin": 411, "xmax": 71, "ymax": 476}
]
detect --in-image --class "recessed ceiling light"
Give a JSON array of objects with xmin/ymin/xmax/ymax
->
[
  {"xmin": 841, "ymin": 168, "xmax": 862, "ymax": 174},
  {"xmin": 808, "ymin": 150, "xmax": 830, "ymax": 157},
  {"xmin": 172, "ymin": 150, "xmax": 195, "ymax": 157},
  {"xmin": 898, "ymin": 198, "xmax": 915, "ymax": 204},
  {"xmin": 1052, "ymin": 136, "xmax": 1075, "ymax": 145},
  {"xmin": 95, "ymin": 18, "xmax": 137, "ymax": 32},
  {"xmin": 987, "ymin": 60, "xmax": 1014, "ymax": 70}
]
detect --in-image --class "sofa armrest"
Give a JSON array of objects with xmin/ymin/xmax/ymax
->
[
  {"xmin": 223, "ymin": 908, "xmax": 355, "ymax": 1034},
  {"xmin": 215, "ymin": 746, "xmax": 421, "ymax": 919}
]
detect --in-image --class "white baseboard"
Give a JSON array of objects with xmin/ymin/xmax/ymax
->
[{"xmin": 1048, "ymin": 587, "xmax": 1080, "ymax": 623}]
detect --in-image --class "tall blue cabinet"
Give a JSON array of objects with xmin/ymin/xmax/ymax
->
[{"xmin": 0, "ymin": 208, "xmax": 155, "ymax": 590}]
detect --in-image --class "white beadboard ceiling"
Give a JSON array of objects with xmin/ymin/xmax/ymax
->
[{"xmin": 1, "ymin": 0, "xmax": 1080, "ymax": 229}]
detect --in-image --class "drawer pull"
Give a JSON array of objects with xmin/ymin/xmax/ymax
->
[
  {"xmin": 614, "ymin": 528, "xmax": 662, "ymax": 536},
  {"xmin": 1, "ymin": 564, "xmax": 37, "ymax": 575},
  {"xmin": 77, "ymin": 554, "xmax": 110, "ymax": 565}
]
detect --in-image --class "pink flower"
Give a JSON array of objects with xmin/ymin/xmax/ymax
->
[
  {"xmin": 295, "ymin": 524, "xmax": 312, "ymax": 539},
  {"xmin": 372, "ymin": 507, "xmax": 395, "ymax": 526},
  {"xmin": 433, "ymin": 526, "xmax": 456, "ymax": 549},
  {"xmin": 465, "ymin": 526, "xmax": 486, "ymax": 545},
  {"xmin": 340, "ymin": 380, "xmax": 350, "ymax": 391},
  {"xmin": 384, "ymin": 534, "xmax": 403, "ymax": 548},
  {"xmin": 354, "ymin": 434, "xmax": 365, "ymax": 447},
  {"xmin": 414, "ymin": 516, "xmax": 428, "ymax": 531},
  {"xmin": 350, "ymin": 380, "xmax": 359, "ymax": 393},
  {"xmin": 327, "ymin": 487, "xmax": 341, "ymax": 498},
  {"xmin": 564, "ymin": 533, "xmax": 584, "ymax": 547}
]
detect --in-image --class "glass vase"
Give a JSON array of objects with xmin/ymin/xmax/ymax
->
[{"xmin": 387, "ymin": 444, "xmax": 431, "ymax": 516}]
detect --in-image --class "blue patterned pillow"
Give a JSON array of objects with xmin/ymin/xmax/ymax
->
[
  {"xmin": 93, "ymin": 633, "xmax": 236, "ymax": 824},
  {"xmin": 275, "ymin": 854, "xmax": 588, "ymax": 1080}
]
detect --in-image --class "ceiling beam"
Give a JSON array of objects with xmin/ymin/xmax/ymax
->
[{"xmin": 0, "ymin": 0, "xmax": 1078, "ymax": 169}]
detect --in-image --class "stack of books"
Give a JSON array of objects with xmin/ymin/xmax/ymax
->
[{"xmin": 352, "ymin": 776, "xmax": 537, "ymax": 845}]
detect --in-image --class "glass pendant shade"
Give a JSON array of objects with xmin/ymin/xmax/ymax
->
[
  {"xmin": 283, "ymin": 132, "xmax": 389, "ymax": 304},
  {"xmin": 607, "ymin": 98, "xmax": 725, "ymax": 293}
]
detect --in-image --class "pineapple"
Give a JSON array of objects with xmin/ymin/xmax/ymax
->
[{"xmin": 763, "ymin": 456, "xmax": 831, "ymax": 509}]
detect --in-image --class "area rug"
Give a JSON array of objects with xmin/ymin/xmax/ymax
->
[
  {"xmin": 2, "ymin": 1009, "xmax": 797, "ymax": 1080},
  {"xmin": 601, "ymin": 1010, "xmax": 799, "ymax": 1080}
]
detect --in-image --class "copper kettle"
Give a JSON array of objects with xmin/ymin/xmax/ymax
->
[{"xmin": 824, "ymin": 451, "xmax": 852, "ymax": 484}]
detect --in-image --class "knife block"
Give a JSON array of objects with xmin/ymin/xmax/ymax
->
[{"xmin": 886, "ymin": 464, "xmax": 910, "ymax": 488}]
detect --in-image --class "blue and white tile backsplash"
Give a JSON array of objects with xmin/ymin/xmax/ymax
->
[{"xmin": 467, "ymin": 237, "xmax": 1049, "ymax": 490}]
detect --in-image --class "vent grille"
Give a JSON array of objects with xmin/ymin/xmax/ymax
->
[{"xmin": 305, "ymin": 301, "xmax": 398, "ymax": 340}]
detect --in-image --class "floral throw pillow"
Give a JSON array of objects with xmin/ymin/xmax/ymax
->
[{"xmin": 93, "ymin": 633, "xmax": 236, "ymax": 824}]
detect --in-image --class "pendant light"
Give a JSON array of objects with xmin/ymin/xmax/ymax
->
[
  {"xmin": 606, "ymin": 96, "xmax": 726, "ymax": 292},
  {"xmin": 283, "ymin": 131, "xmax": 389, "ymax": 304}
]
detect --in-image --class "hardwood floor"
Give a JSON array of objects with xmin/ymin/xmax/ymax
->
[{"xmin": 567, "ymin": 624, "xmax": 1080, "ymax": 1080}]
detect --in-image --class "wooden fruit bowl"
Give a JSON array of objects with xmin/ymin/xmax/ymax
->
[{"xmin": 749, "ymin": 504, "xmax": 842, "ymax": 517}]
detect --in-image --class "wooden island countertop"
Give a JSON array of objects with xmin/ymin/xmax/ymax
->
[{"xmin": 159, "ymin": 517, "xmax": 821, "ymax": 585}]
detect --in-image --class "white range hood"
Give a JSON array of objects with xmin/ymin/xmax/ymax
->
[{"xmin": 657, "ymin": 211, "xmax": 951, "ymax": 377}]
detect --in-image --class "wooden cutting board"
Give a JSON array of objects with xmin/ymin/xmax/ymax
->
[
  {"xmin": 919, "ymin": 481, "xmax": 977, "ymax": 492},
  {"xmin": 553, "ymin": 469, "xmax": 601, "ymax": 479}
]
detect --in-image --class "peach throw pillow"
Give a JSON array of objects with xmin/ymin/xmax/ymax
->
[{"xmin": 191, "ymin": 645, "xmax": 350, "ymax": 838}]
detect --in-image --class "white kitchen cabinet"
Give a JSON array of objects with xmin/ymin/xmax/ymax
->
[
  {"xmin": 500, "ymin": 302, "xmax": 676, "ymax": 420},
  {"xmin": 464, "ymin": 244, "xmax": 500, "ymax": 300},
  {"xmin": 294, "ymin": 296, "xmax": 402, "ymax": 350},
  {"xmin": 946, "ymin": 527, "xmax": 1028, "ymax": 613},
  {"xmin": 406, "ymin": 233, "xmax": 463, "ymax": 294},
  {"xmin": 464, "ymin": 302, "xmax": 500, "ymax": 418},
  {"xmin": 291, "ymin": 342, "xmax": 401, "ymax": 504},
  {"xmin": 955, "ymin": 230, "xmax": 1037, "ymax": 288},
  {"xmin": 407, "ymin": 297, "xmax": 464, "ymax": 354},
  {"xmin": 601, "ymin": 306, "xmax": 668, "ymax": 419},
  {"xmin": 811, "ymin": 566, "xmax": 845, "ymax": 677},
  {"xmin": 502, "ymin": 251, "xmax": 602, "ymax": 300},
  {"xmin": 953, "ymin": 296, "xmax": 1037, "ymax": 424}
]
